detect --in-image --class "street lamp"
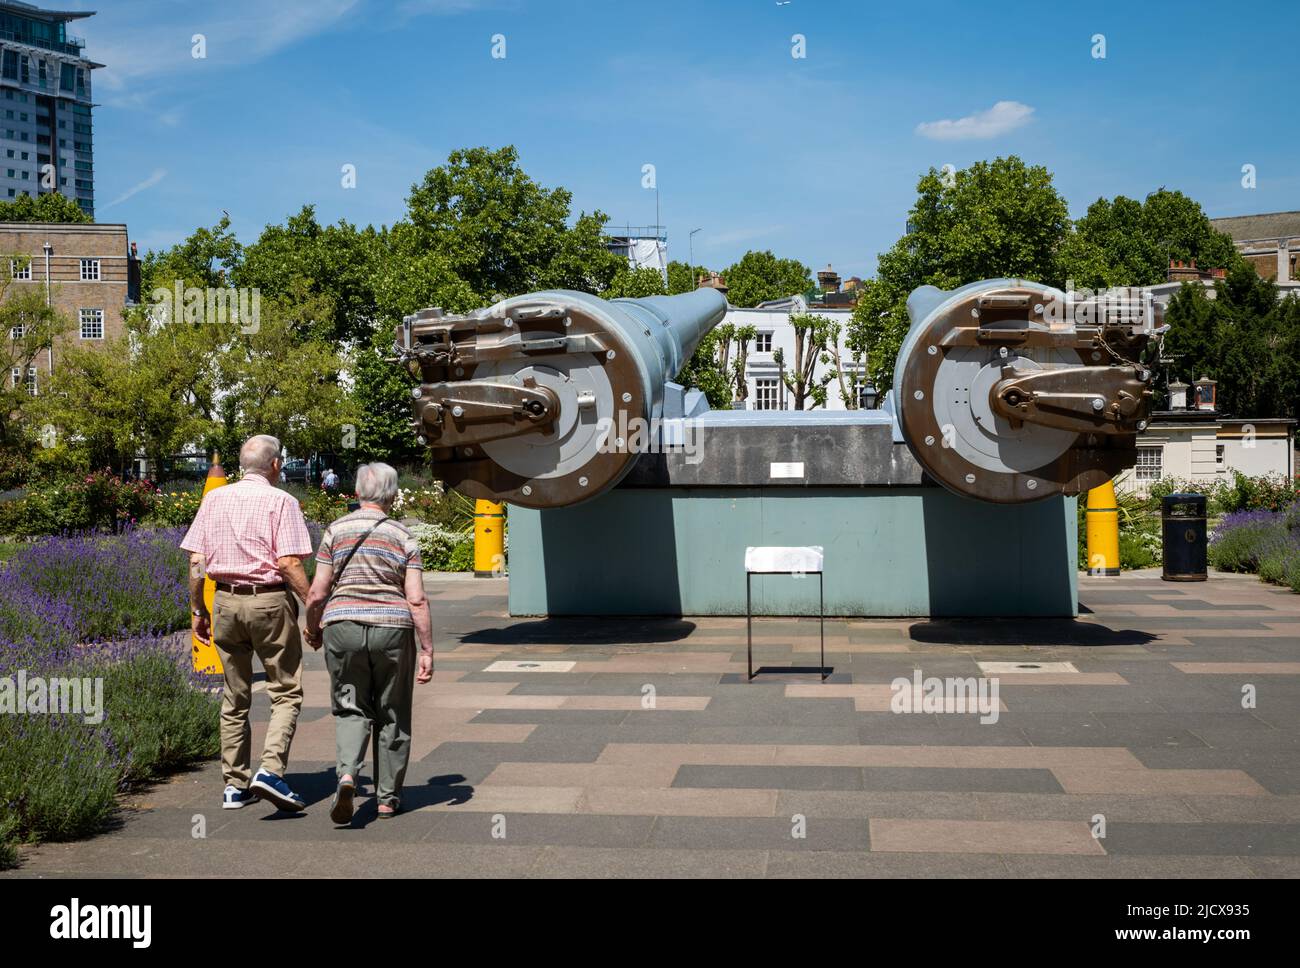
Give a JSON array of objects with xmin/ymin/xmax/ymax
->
[
  {"xmin": 859, "ymin": 380, "xmax": 878, "ymax": 410},
  {"xmin": 689, "ymin": 228, "xmax": 701, "ymax": 271}
]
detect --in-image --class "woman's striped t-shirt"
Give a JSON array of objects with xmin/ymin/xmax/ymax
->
[{"xmin": 317, "ymin": 509, "xmax": 422, "ymax": 628}]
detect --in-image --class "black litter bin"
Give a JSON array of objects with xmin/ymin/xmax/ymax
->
[{"xmin": 1161, "ymin": 493, "xmax": 1207, "ymax": 581}]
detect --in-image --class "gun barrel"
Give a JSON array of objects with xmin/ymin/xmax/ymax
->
[
  {"xmin": 894, "ymin": 278, "xmax": 1159, "ymax": 503},
  {"xmin": 397, "ymin": 287, "xmax": 727, "ymax": 508}
]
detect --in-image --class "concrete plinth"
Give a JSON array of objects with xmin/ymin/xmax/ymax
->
[{"xmin": 507, "ymin": 487, "xmax": 1078, "ymax": 617}]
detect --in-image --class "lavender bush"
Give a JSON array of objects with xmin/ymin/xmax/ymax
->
[
  {"xmin": 0, "ymin": 527, "xmax": 190, "ymax": 675},
  {"xmin": 1209, "ymin": 504, "xmax": 1300, "ymax": 592},
  {"xmin": 0, "ymin": 527, "xmax": 218, "ymax": 868}
]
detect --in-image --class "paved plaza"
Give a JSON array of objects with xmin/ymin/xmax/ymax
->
[{"xmin": 8, "ymin": 570, "xmax": 1300, "ymax": 878}]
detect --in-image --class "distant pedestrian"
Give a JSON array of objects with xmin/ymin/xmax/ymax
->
[
  {"xmin": 322, "ymin": 467, "xmax": 340, "ymax": 494},
  {"xmin": 304, "ymin": 462, "xmax": 435, "ymax": 824},
  {"xmin": 182, "ymin": 434, "xmax": 317, "ymax": 813}
]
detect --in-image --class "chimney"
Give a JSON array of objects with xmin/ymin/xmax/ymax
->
[
  {"xmin": 1167, "ymin": 379, "xmax": 1189, "ymax": 410},
  {"xmin": 698, "ymin": 272, "xmax": 728, "ymax": 296},
  {"xmin": 1193, "ymin": 376, "xmax": 1217, "ymax": 412}
]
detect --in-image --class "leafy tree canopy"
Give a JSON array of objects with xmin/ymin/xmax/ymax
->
[
  {"xmin": 1059, "ymin": 189, "xmax": 1241, "ymax": 289},
  {"xmin": 0, "ymin": 192, "xmax": 90, "ymax": 224},
  {"xmin": 721, "ymin": 250, "xmax": 812, "ymax": 308}
]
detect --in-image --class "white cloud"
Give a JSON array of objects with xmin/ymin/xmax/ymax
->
[
  {"xmin": 915, "ymin": 100, "xmax": 1035, "ymax": 141},
  {"xmin": 102, "ymin": 169, "xmax": 168, "ymax": 210}
]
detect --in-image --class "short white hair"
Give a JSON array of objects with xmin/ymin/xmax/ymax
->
[
  {"xmin": 239, "ymin": 435, "xmax": 281, "ymax": 475},
  {"xmin": 354, "ymin": 462, "xmax": 398, "ymax": 506}
]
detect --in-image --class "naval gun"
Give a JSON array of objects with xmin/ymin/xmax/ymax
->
[
  {"xmin": 393, "ymin": 287, "xmax": 726, "ymax": 509},
  {"xmin": 395, "ymin": 278, "xmax": 1160, "ymax": 509},
  {"xmin": 893, "ymin": 279, "xmax": 1160, "ymax": 503}
]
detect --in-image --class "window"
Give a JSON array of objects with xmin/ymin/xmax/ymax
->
[
  {"xmin": 9, "ymin": 324, "xmax": 24, "ymax": 339},
  {"xmin": 79, "ymin": 308, "xmax": 103, "ymax": 339},
  {"xmin": 11, "ymin": 366, "xmax": 36, "ymax": 396},
  {"xmin": 80, "ymin": 258, "xmax": 100, "ymax": 281},
  {"xmin": 1216, "ymin": 444, "xmax": 1225, "ymax": 468},
  {"xmin": 755, "ymin": 331, "xmax": 773, "ymax": 353},
  {"xmin": 1135, "ymin": 446, "xmax": 1163, "ymax": 481},
  {"xmin": 10, "ymin": 258, "xmax": 30, "ymax": 280},
  {"xmin": 755, "ymin": 377, "xmax": 780, "ymax": 411}
]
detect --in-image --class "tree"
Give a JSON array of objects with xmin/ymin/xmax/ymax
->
[
  {"xmin": 351, "ymin": 330, "xmax": 425, "ymax": 464},
  {"xmin": 602, "ymin": 265, "xmax": 666, "ymax": 299},
  {"xmin": 1162, "ymin": 262, "xmax": 1300, "ymax": 421},
  {"xmin": 666, "ymin": 260, "xmax": 710, "ymax": 295},
  {"xmin": 0, "ymin": 192, "xmax": 91, "ymax": 224},
  {"xmin": 382, "ymin": 145, "xmax": 623, "ymax": 316},
  {"xmin": 234, "ymin": 206, "xmax": 381, "ymax": 344},
  {"xmin": 37, "ymin": 308, "xmax": 224, "ymax": 474},
  {"xmin": 1059, "ymin": 189, "xmax": 1241, "ymax": 289},
  {"xmin": 721, "ymin": 250, "xmax": 811, "ymax": 308},
  {"xmin": 214, "ymin": 292, "xmax": 357, "ymax": 460},
  {"xmin": 0, "ymin": 281, "xmax": 70, "ymax": 481},
  {"xmin": 140, "ymin": 215, "xmax": 242, "ymax": 293},
  {"xmin": 848, "ymin": 156, "xmax": 1071, "ymax": 389},
  {"xmin": 783, "ymin": 314, "xmax": 836, "ymax": 409}
]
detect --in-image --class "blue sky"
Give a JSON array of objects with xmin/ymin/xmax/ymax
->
[{"xmin": 77, "ymin": 0, "xmax": 1297, "ymax": 278}]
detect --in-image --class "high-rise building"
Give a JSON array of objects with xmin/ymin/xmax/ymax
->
[{"xmin": 0, "ymin": 1, "xmax": 97, "ymax": 217}]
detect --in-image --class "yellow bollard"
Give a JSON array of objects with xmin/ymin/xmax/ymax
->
[
  {"xmin": 1085, "ymin": 480, "xmax": 1121, "ymax": 576},
  {"xmin": 473, "ymin": 499, "xmax": 505, "ymax": 577},
  {"xmin": 192, "ymin": 454, "xmax": 228, "ymax": 674}
]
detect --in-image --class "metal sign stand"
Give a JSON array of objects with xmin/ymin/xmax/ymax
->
[{"xmin": 744, "ymin": 546, "xmax": 826, "ymax": 681}]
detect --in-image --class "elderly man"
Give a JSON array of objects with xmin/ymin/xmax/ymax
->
[{"xmin": 183, "ymin": 434, "xmax": 316, "ymax": 812}]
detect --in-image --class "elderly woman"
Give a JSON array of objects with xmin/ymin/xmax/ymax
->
[{"xmin": 304, "ymin": 462, "xmax": 434, "ymax": 824}]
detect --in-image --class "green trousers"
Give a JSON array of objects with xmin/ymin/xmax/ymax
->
[{"xmin": 322, "ymin": 621, "xmax": 416, "ymax": 808}]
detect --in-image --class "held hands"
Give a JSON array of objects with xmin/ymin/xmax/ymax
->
[
  {"xmin": 416, "ymin": 651, "xmax": 434, "ymax": 684},
  {"xmin": 303, "ymin": 626, "xmax": 323, "ymax": 651}
]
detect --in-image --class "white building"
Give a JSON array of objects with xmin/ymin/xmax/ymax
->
[
  {"xmin": 720, "ymin": 295, "xmax": 864, "ymax": 411},
  {"xmin": 1114, "ymin": 379, "xmax": 1295, "ymax": 493}
]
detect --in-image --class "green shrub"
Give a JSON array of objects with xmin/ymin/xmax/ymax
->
[
  {"xmin": 448, "ymin": 537, "xmax": 476, "ymax": 572},
  {"xmin": 147, "ymin": 487, "xmax": 204, "ymax": 527},
  {"xmin": 0, "ymin": 815, "xmax": 18, "ymax": 870},
  {"xmin": 297, "ymin": 487, "xmax": 351, "ymax": 526},
  {"xmin": 410, "ymin": 522, "xmax": 469, "ymax": 570},
  {"xmin": 0, "ymin": 646, "xmax": 220, "ymax": 866},
  {"xmin": 0, "ymin": 712, "xmax": 122, "ymax": 847},
  {"xmin": 94, "ymin": 650, "xmax": 221, "ymax": 782}
]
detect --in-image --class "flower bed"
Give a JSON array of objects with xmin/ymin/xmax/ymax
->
[
  {"xmin": 0, "ymin": 527, "xmax": 218, "ymax": 869},
  {"xmin": 1208, "ymin": 504, "xmax": 1300, "ymax": 592}
]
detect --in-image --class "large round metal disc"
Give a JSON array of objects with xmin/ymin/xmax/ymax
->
[
  {"xmin": 478, "ymin": 349, "xmax": 614, "ymax": 480},
  {"xmin": 932, "ymin": 347, "xmax": 1077, "ymax": 475}
]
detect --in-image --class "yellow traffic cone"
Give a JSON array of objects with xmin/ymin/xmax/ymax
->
[{"xmin": 192, "ymin": 454, "xmax": 228, "ymax": 674}]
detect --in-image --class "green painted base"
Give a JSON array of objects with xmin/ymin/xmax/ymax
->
[{"xmin": 507, "ymin": 487, "xmax": 1079, "ymax": 618}]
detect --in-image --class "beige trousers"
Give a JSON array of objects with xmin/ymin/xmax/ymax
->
[{"xmin": 212, "ymin": 589, "xmax": 304, "ymax": 788}]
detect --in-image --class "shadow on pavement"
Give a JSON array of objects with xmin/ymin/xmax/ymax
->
[
  {"xmin": 463, "ymin": 618, "xmax": 697, "ymax": 645},
  {"xmin": 907, "ymin": 619, "xmax": 1158, "ymax": 647}
]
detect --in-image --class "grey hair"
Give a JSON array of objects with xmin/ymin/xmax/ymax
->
[
  {"xmin": 239, "ymin": 435, "xmax": 282, "ymax": 475},
  {"xmin": 355, "ymin": 462, "xmax": 399, "ymax": 507}
]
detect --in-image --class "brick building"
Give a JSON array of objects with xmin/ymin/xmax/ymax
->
[
  {"xmin": 1210, "ymin": 210, "xmax": 1300, "ymax": 288},
  {"xmin": 2, "ymin": 219, "xmax": 139, "ymax": 395}
]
